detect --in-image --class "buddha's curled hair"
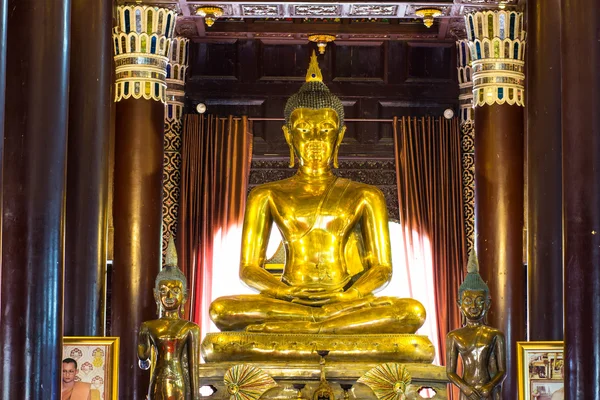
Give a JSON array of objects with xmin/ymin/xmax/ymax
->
[
  {"xmin": 155, "ymin": 236, "xmax": 188, "ymax": 294},
  {"xmin": 155, "ymin": 265, "xmax": 188, "ymax": 294},
  {"xmin": 284, "ymin": 51, "xmax": 344, "ymax": 128},
  {"xmin": 458, "ymin": 250, "xmax": 490, "ymax": 300}
]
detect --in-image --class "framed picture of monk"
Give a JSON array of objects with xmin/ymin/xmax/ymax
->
[
  {"xmin": 62, "ymin": 337, "xmax": 119, "ymax": 400},
  {"xmin": 517, "ymin": 341, "xmax": 564, "ymax": 400}
]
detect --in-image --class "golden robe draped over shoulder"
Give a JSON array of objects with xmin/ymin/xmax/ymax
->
[{"xmin": 61, "ymin": 381, "xmax": 91, "ymax": 400}]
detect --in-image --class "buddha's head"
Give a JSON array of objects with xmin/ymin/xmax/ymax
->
[
  {"xmin": 458, "ymin": 250, "xmax": 491, "ymax": 322},
  {"xmin": 283, "ymin": 51, "xmax": 346, "ymax": 169},
  {"xmin": 459, "ymin": 289, "xmax": 489, "ymax": 322},
  {"xmin": 154, "ymin": 237, "xmax": 188, "ymax": 315}
]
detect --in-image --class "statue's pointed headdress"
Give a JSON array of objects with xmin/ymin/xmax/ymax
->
[
  {"xmin": 283, "ymin": 51, "xmax": 344, "ymax": 127},
  {"xmin": 305, "ymin": 50, "xmax": 323, "ymax": 82},
  {"xmin": 165, "ymin": 235, "xmax": 178, "ymax": 267},
  {"xmin": 155, "ymin": 236, "xmax": 188, "ymax": 294},
  {"xmin": 458, "ymin": 250, "xmax": 490, "ymax": 299}
]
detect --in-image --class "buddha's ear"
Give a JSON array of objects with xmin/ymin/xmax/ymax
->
[
  {"xmin": 153, "ymin": 289, "xmax": 161, "ymax": 316},
  {"xmin": 282, "ymin": 125, "xmax": 295, "ymax": 168},
  {"xmin": 333, "ymin": 125, "xmax": 346, "ymax": 169},
  {"xmin": 485, "ymin": 297, "xmax": 492, "ymax": 310},
  {"xmin": 282, "ymin": 125, "xmax": 291, "ymax": 145}
]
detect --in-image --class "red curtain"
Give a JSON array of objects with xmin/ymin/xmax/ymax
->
[
  {"xmin": 178, "ymin": 115, "xmax": 253, "ymax": 329},
  {"xmin": 393, "ymin": 116, "xmax": 466, "ymax": 364}
]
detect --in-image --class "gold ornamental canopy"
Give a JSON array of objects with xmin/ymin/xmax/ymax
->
[
  {"xmin": 415, "ymin": 8, "xmax": 442, "ymax": 28},
  {"xmin": 308, "ymin": 34, "xmax": 336, "ymax": 55},
  {"xmin": 196, "ymin": 6, "xmax": 224, "ymax": 27}
]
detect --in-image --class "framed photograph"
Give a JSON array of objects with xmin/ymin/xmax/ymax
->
[
  {"xmin": 62, "ymin": 337, "xmax": 119, "ymax": 400},
  {"xmin": 517, "ymin": 341, "xmax": 564, "ymax": 400}
]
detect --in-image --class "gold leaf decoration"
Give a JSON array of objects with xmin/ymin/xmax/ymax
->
[
  {"xmin": 224, "ymin": 364, "xmax": 278, "ymax": 400},
  {"xmin": 358, "ymin": 363, "xmax": 412, "ymax": 400}
]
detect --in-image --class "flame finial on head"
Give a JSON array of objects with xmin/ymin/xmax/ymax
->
[
  {"xmin": 165, "ymin": 235, "xmax": 178, "ymax": 267},
  {"xmin": 467, "ymin": 248, "xmax": 479, "ymax": 274},
  {"xmin": 306, "ymin": 50, "xmax": 323, "ymax": 83}
]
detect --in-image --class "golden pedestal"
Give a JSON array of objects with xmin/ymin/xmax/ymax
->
[
  {"xmin": 199, "ymin": 333, "xmax": 448, "ymax": 399},
  {"xmin": 202, "ymin": 332, "xmax": 436, "ymax": 363},
  {"xmin": 199, "ymin": 361, "xmax": 447, "ymax": 399}
]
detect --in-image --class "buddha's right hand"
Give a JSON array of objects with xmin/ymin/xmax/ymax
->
[
  {"xmin": 290, "ymin": 287, "xmax": 346, "ymax": 306},
  {"xmin": 264, "ymin": 286, "xmax": 341, "ymax": 305},
  {"xmin": 463, "ymin": 385, "xmax": 483, "ymax": 400}
]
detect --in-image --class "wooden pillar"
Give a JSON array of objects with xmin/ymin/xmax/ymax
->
[
  {"xmin": 0, "ymin": 0, "xmax": 5, "ymax": 174},
  {"xmin": 466, "ymin": 11, "xmax": 526, "ymax": 399},
  {"xmin": 451, "ymin": 37, "xmax": 475, "ymax": 400},
  {"xmin": 456, "ymin": 39, "xmax": 475, "ymax": 255},
  {"xmin": 526, "ymin": 0, "xmax": 563, "ymax": 341},
  {"xmin": 561, "ymin": 0, "xmax": 600, "ymax": 398},
  {"xmin": 162, "ymin": 36, "xmax": 189, "ymax": 259},
  {"xmin": 112, "ymin": 6, "xmax": 176, "ymax": 398},
  {"xmin": 0, "ymin": 0, "xmax": 71, "ymax": 397},
  {"xmin": 64, "ymin": 0, "xmax": 112, "ymax": 337}
]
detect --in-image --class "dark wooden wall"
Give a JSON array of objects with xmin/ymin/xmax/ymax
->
[{"xmin": 186, "ymin": 39, "xmax": 458, "ymax": 158}]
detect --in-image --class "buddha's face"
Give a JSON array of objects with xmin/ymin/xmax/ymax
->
[
  {"xmin": 459, "ymin": 289, "xmax": 490, "ymax": 321},
  {"xmin": 283, "ymin": 108, "xmax": 345, "ymax": 168},
  {"xmin": 154, "ymin": 279, "xmax": 186, "ymax": 311}
]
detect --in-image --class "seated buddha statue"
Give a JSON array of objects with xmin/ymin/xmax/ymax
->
[{"xmin": 209, "ymin": 52, "xmax": 426, "ymax": 336}]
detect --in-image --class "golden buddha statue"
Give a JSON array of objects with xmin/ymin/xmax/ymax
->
[
  {"xmin": 138, "ymin": 238, "xmax": 201, "ymax": 400},
  {"xmin": 209, "ymin": 52, "xmax": 426, "ymax": 336},
  {"xmin": 446, "ymin": 251, "xmax": 506, "ymax": 399}
]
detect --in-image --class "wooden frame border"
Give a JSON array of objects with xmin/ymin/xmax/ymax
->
[
  {"xmin": 517, "ymin": 341, "xmax": 564, "ymax": 400},
  {"xmin": 63, "ymin": 336, "xmax": 120, "ymax": 400}
]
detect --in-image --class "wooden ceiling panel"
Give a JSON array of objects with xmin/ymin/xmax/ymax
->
[{"xmin": 116, "ymin": 0, "xmax": 524, "ymax": 40}]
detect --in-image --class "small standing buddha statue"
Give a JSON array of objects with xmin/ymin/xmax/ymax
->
[
  {"xmin": 208, "ymin": 51, "xmax": 426, "ymax": 336},
  {"xmin": 446, "ymin": 251, "xmax": 507, "ymax": 399},
  {"xmin": 138, "ymin": 238, "xmax": 201, "ymax": 400}
]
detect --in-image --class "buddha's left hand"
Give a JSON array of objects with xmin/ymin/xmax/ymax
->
[
  {"xmin": 320, "ymin": 293, "xmax": 378, "ymax": 316},
  {"xmin": 307, "ymin": 288, "xmax": 362, "ymax": 304},
  {"xmin": 288, "ymin": 287, "xmax": 344, "ymax": 306},
  {"xmin": 475, "ymin": 384, "xmax": 493, "ymax": 398}
]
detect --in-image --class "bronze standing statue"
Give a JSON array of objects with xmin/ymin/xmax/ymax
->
[
  {"xmin": 446, "ymin": 251, "xmax": 507, "ymax": 399},
  {"xmin": 209, "ymin": 51, "xmax": 426, "ymax": 335},
  {"xmin": 138, "ymin": 238, "xmax": 201, "ymax": 400}
]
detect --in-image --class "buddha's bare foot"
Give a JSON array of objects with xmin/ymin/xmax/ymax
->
[{"xmin": 246, "ymin": 321, "xmax": 320, "ymax": 334}]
